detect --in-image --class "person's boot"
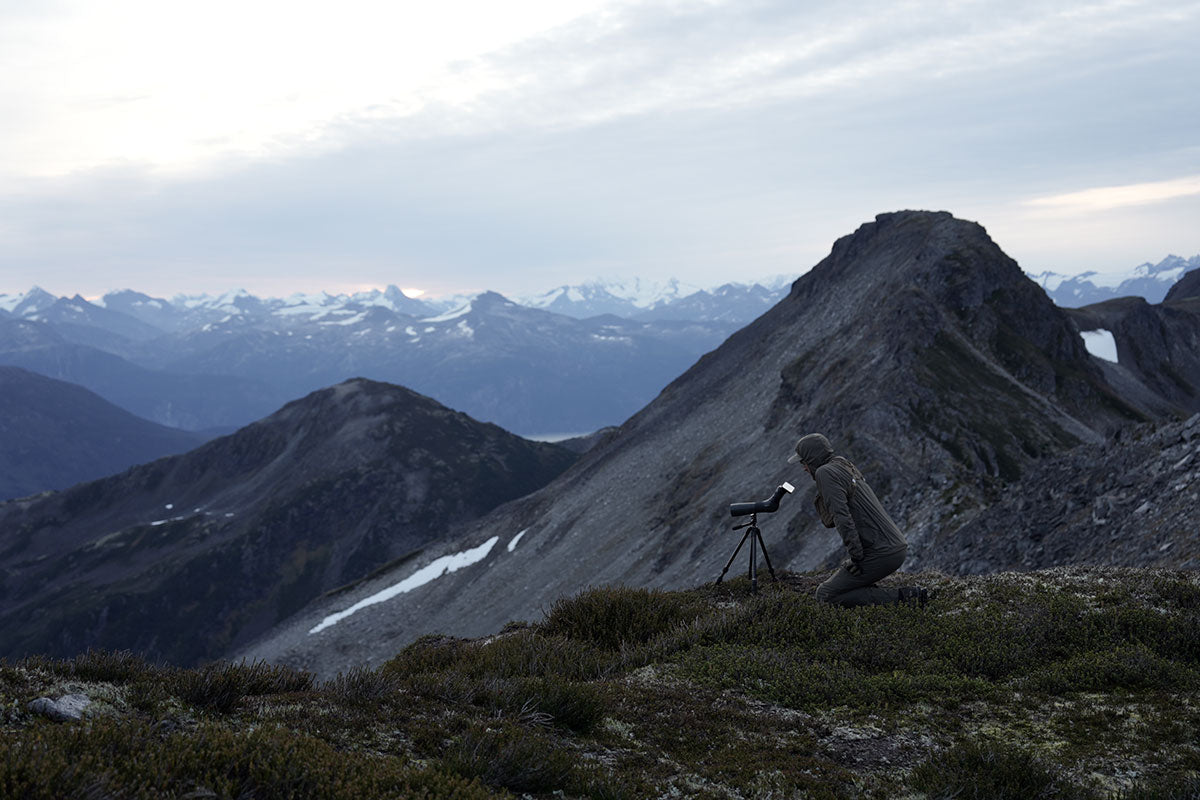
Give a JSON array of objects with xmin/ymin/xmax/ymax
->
[{"xmin": 899, "ymin": 587, "xmax": 929, "ymax": 608}]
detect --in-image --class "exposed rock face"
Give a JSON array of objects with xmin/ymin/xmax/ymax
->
[
  {"xmin": 0, "ymin": 367, "xmax": 208, "ymax": 501},
  {"xmin": 922, "ymin": 414, "xmax": 1200, "ymax": 574},
  {"xmin": 0, "ymin": 378, "xmax": 576, "ymax": 665},
  {"xmin": 1066, "ymin": 294, "xmax": 1200, "ymax": 414},
  {"xmin": 239, "ymin": 211, "xmax": 1182, "ymax": 677}
]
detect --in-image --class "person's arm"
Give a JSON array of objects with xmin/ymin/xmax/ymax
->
[{"xmin": 816, "ymin": 467, "xmax": 863, "ymax": 561}]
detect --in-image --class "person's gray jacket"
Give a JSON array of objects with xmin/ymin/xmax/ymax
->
[{"xmin": 797, "ymin": 434, "xmax": 907, "ymax": 561}]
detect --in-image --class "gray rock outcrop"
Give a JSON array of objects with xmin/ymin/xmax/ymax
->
[{"xmin": 28, "ymin": 694, "xmax": 92, "ymax": 722}]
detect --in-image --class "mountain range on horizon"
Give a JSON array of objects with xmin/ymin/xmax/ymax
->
[
  {"xmin": 3, "ymin": 253, "xmax": 1194, "ymax": 321},
  {"xmin": 0, "ymin": 284, "xmax": 760, "ymax": 437},
  {"xmin": 1030, "ymin": 253, "xmax": 1200, "ymax": 307},
  {"xmin": 0, "ymin": 273, "xmax": 798, "ymax": 326}
]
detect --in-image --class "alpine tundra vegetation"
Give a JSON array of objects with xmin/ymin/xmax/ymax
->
[{"xmin": 4, "ymin": 568, "xmax": 1200, "ymax": 798}]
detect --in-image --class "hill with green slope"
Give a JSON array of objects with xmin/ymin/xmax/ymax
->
[{"xmin": 4, "ymin": 567, "xmax": 1199, "ymax": 798}]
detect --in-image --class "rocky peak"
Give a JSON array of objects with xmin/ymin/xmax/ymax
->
[{"xmin": 12, "ymin": 286, "xmax": 58, "ymax": 317}]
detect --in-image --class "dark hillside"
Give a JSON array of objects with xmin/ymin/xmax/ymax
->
[
  {"xmin": 0, "ymin": 367, "xmax": 208, "ymax": 500},
  {"xmin": 0, "ymin": 378, "xmax": 577, "ymax": 665},
  {"xmin": 0, "ymin": 316, "xmax": 278, "ymax": 430},
  {"xmin": 4, "ymin": 568, "xmax": 1200, "ymax": 798},
  {"xmin": 1165, "ymin": 267, "xmax": 1200, "ymax": 303}
]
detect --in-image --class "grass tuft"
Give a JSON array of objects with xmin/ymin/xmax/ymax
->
[
  {"xmin": 176, "ymin": 659, "xmax": 314, "ymax": 713},
  {"xmin": 540, "ymin": 585, "xmax": 710, "ymax": 650},
  {"xmin": 442, "ymin": 719, "xmax": 577, "ymax": 792},
  {"xmin": 322, "ymin": 665, "xmax": 400, "ymax": 707}
]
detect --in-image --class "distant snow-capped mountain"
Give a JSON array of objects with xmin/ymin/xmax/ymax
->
[
  {"xmin": 517, "ymin": 277, "xmax": 703, "ymax": 318},
  {"xmin": 1, "ymin": 283, "xmax": 743, "ymax": 434},
  {"xmin": 516, "ymin": 275, "xmax": 795, "ymax": 322},
  {"xmin": 0, "ymin": 274, "xmax": 798, "ymax": 434},
  {"xmin": 1030, "ymin": 255, "xmax": 1200, "ymax": 307}
]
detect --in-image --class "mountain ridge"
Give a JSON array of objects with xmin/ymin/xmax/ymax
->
[{"xmin": 0, "ymin": 378, "xmax": 578, "ymax": 665}]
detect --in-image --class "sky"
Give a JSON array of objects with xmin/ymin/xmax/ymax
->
[{"xmin": 1, "ymin": 0, "xmax": 1198, "ymax": 300}]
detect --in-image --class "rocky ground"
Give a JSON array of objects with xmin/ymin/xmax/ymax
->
[
  {"xmin": 915, "ymin": 413, "xmax": 1200, "ymax": 575},
  {"xmin": 4, "ymin": 566, "xmax": 1199, "ymax": 798}
]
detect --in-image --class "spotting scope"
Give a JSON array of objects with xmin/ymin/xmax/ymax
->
[{"xmin": 729, "ymin": 482, "xmax": 795, "ymax": 517}]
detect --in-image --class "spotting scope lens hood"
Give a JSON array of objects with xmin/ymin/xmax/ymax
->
[{"xmin": 729, "ymin": 482, "xmax": 795, "ymax": 517}]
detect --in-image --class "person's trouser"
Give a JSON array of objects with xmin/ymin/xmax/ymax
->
[{"xmin": 815, "ymin": 547, "xmax": 907, "ymax": 607}]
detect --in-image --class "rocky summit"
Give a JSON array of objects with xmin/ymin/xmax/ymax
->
[
  {"xmin": 240, "ymin": 210, "xmax": 1197, "ymax": 678},
  {"xmin": 0, "ymin": 378, "xmax": 577, "ymax": 666}
]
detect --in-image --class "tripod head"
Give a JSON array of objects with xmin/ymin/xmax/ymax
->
[{"xmin": 732, "ymin": 514, "xmax": 757, "ymax": 531}]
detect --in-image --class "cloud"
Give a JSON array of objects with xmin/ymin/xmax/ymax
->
[
  {"xmin": 1024, "ymin": 175, "xmax": 1200, "ymax": 215},
  {"xmin": 1, "ymin": 0, "xmax": 1198, "ymax": 295}
]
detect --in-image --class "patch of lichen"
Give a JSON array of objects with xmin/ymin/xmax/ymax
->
[{"xmin": 4, "ymin": 568, "xmax": 1200, "ymax": 798}]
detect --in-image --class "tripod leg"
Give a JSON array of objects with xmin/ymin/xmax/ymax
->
[
  {"xmin": 716, "ymin": 529, "xmax": 751, "ymax": 585},
  {"xmin": 749, "ymin": 528, "xmax": 758, "ymax": 594},
  {"xmin": 755, "ymin": 527, "xmax": 777, "ymax": 581}
]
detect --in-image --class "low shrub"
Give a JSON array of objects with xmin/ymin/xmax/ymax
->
[
  {"xmin": 442, "ymin": 719, "xmax": 576, "ymax": 793},
  {"xmin": 322, "ymin": 665, "xmax": 401, "ymax": 708},
  {"xmin": 1024, "ymin": 645, "xmax": 1200, "ymax": 694},
  {"xmin": 1150, "ymin": 575, "xmax": 1200, "ymax": 610},
  {"xmin": 909, "ymin": 738, "xmax": 1096, "ymax": 800},
  {"xmin": 0, "ymin": 717, "xmax": 495, "ymax": 800},
  {"xmin": 541, "ymin": 586, "xmax": 710, "ymax": 650},
  {"xmin": 384, "ymin": 628, "xmax": 617, "ymax": 683}
]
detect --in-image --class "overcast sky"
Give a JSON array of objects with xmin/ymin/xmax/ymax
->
[{"xmin": 1, "ymin": 0, "xmax": 1197, "ymax": 299}]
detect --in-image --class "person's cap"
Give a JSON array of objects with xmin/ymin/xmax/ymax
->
[{"xmin": 788, "ymin": 433, "xmax": 831, "ymax": 465}]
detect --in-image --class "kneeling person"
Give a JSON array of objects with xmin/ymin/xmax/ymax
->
[{"xmin": 790, "ymin": 433, "xmax": 927, "ymax": 607}]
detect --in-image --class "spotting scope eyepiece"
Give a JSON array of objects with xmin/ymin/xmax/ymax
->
[{"xmin": 729, "ymin": 482, "xmax": 795, "ymax": 517}]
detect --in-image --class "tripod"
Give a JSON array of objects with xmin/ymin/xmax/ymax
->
[{"xmin": 715, "ymin": 512, "xmax": 777, "ymax": 593}]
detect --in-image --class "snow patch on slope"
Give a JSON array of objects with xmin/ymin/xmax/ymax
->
[
  {"xmin": 1081, "ymin": 329, "xmax": 1118, "ymax": 363},
  {"xmin": 309, "ymin": 537, "xmax": 499, "ymax": 634}
]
